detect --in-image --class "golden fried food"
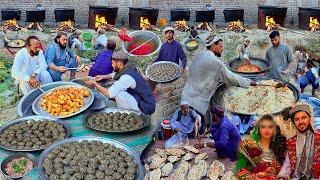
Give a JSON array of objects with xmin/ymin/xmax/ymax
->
[
  {"xmin": 186, "ymin": 40, "xmax": 198, "ymax": 48},
  {"xmin": 40, "ymin": 87, "xmax": 90, "ymax": 116}
]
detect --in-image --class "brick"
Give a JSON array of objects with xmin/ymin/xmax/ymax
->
[
  {"xmin": 162, "ymin": 92, "xmax": 172, "ymax": 99},
  {"xmin": 172, "ymin": 89, "xmax": 182, "ymax": 96},
  {"xmin": 160, "ymin": 85, "xmax": 175, "ymax": 93},
  {"xmin": 168, "ymin": 95, "xmax": 180, "ymax": 103}
]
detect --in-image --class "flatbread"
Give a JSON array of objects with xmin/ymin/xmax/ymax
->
[
  {"xmin": 165, "ymin": 148, "xmax": 185, "ymax": 157},
  {"xmin": 155, "ymin": 148, "xmax": 168, "ymax": 158},
  {"xmin": 221, "ymin": 170, "xmax": 236, "ymax": 180},
  {"xmin": 194, "ymin": 152, "xmax": 208, "ymax": 164},
  {"xmin": 161, "ymin": 163, "xmax": 173, "ymax": 177},
  {"xmin": 183, "ymin": 145, "xmax": 200, "ymax": 154},
  {"xmin": 183, "ymin": 152, "xmax": 194, "ymax": 161},
  {"xmin": 207, "ymin": 160, "xmax": 225, "ymax": 180},
  {"xmin": 167, "ymin": 156, "xmax": 179, "ymax": 163},
  {"xmin": 149, "ymin": 168, "xmax": 161, "ymax": 180}
]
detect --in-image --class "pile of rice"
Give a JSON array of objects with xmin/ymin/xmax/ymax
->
[{"xmin": 223, "ymin": 80, "xmax": 296, "ymax": 114}]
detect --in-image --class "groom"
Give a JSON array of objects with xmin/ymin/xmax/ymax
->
[{"xmin": 278, "ymin": 104, "xmax": 320, "ymax": 179}]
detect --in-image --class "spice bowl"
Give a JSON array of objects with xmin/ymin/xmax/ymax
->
[{"xmin": 1, "ymin": 153, "xmax": 37, "ymax": 179}]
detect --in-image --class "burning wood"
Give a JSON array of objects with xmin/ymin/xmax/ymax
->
[
  {"xmin": 174, "ymin": 20, "xmax": 189, "ymax": 32},
  {"xmin": 196, "ymin": 22, "xmax": 213, "ymax": 32},
  {"xmin": 27, "ymin": 22, "xmax": 44, "ymax": 31},
  {"xmin": 1, "ymin": 19, "xmax": 21, "ymax": 31},
  {"xmin": 57, "ymin": 20, "xmax": 76, "ymax": 33},
  {"xmin": 159, "ymin": 18, "xmax": 167, "ymax": 28},
  {"xmin": 265, "ymin": 16, "xmax": 286, "ymax": 31},
  {"xmin": 310, "ymin": 17, "xmax": 320, "ymax": 32},
  {"xmin": 227, "ymin": 20, "xmax": 245, "ymax": 32},
  {"xmin": 140, "ymin": 17, "xmax": 160, "ymax": 31}
]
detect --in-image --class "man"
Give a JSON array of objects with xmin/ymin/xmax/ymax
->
[
  {"xmin": 237, "ymin": 38, "xmax": 250, "ymax": 61},
  {"xmin": 88, "ymin": 40, "xmax": 116, "ymax": 77},
  {"xmin": 194, "ymin": 105, "xmax": 241, "ymax": 161},
  {"xmin": 265, "ymin": 31, "xmax": 293, "ymax": 81},
  {"xmin": 85, "ymin": 50, "xmax": 155, "ymax": 115},
  {"xmin": 45, "ymin": 31, "xmax": 80, "ymax": 81},
  {"xmin": 278, "ymin": 104, "xmax": 320, "ymax": 179},
  {"xmin": 11, "ymin": 36, "xmax": 52, "ymax": 95},
  {"xmin": 154, "ymin": 26, "xmax": 187, "ymax": 70},
  {"xmin": 170, "ymin": 101, "xmax": 201, "ymax": 137},
  {"xmin": 189, "ymin": 26, "xmax": 199, "ymax": 39},
  {"xmin": 68, "ymin": 30, "xmax": 82, "ymax": 50},
  {"xmin": 94, "ymin": 29, "xmax": 108, "ymax": 50},
  {"xmin": 181, "ymin": 34, "xmax": 255, "ymax": 132}
]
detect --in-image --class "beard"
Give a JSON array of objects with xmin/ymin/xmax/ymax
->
[
  {"xmin": 214, "ymin": 52, "xmax": 222, "ymax": 57},
  {"xmin": 28, "ymin": 49, "xmax": 39, "ymax": 56},
  {"xmin": 296, "ymin": 125, "xmax": 312, "ymax": 133},
  {"xmin": 167, "ymin": 36, "xmax": 173, "ymax": 41},
  {"xmin": 58, "ymin": 42, "xmax": 67, "ymax": 49},
  {"xmin": 113, "ymin": 66, "xmax": 120, "ymax": 73}
]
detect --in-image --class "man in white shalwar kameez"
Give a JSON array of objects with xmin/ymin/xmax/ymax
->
[
  {"xmin": 181, "ymin": 34, "xmax": 255, "ymax": 132},
  {"xmin": 11, "ymin": 36, "xmax": 52, "ymax": 95}
]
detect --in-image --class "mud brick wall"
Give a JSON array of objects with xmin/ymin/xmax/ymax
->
[
  {"xmin": 151, "ymin": 73, "xmax": 187, "ymax": 123},
  {"xmin": 1, "ymin": 0, "xmax": 319, "ymax": 27}
]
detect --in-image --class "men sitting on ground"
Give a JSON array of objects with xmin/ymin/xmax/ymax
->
[
  {"xmin": 94, "ymin": 29, "xmax": 108, "ymax": 50},
  {"xmin": 45, "ymin": 31, "xmax": 80, "ymax": 81},
  {"xmin": 85, "ymin": 50, "xmax": 156, "ymax": 115},
  {"xmin": 195, "ymin": 105, "xmax": 241, "ymax": 161},
  {"xmin": 11, "ymin": 36, "xmax": 52, "ymax": 95},
  {"xmin": 170, "ymin": 101, "xmax": 201, "ymax": 137},
  {"xmin": 88, "ymin": 40, "xmax": 116, "ymax": 78},
  {"xmin": 68, "ymin": 30, "xmax": 82, "ymax": 50}
]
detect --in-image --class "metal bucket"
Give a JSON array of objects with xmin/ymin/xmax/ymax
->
[
  {"xmin": 122, "ymin": 30, "xmax": 162, "ymax": 57},
  {"xmin": 227, "ymin": 57, "xmax": 270, "ymax": 76}
]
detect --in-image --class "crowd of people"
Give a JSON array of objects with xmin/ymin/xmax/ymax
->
[{"xmin": 9, "ymin": 26, "xmax": 320, "ymax": 179}]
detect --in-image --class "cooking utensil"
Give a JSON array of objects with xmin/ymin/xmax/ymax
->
[
  {"xmin": 67, "ymin": 67, "xmax": 79, "ymax": 70},
  {"xmin": 145, "ymin": 61, "xmax": 181, "ymax": 83},
  {"xmin": 37, "ymin": 136, "xmax": 144, "ymax": 180},
  {"xmin": 32, "ymin": 84, "xmax": 94, "ymax": 119},
  {"xmin": 1, "ymin": 153, "xmax": 37, "ymax": 179},
  {"xmin": 227, "ymin": 57, "xmax": 270, "ymax": 76},
  {"xmin": 128, "ymin": 36, "xmax": 157, "ymax": 54},
  {"xmin": 0, "ymin": 115, "xmax": 71, "ymax": 152}
]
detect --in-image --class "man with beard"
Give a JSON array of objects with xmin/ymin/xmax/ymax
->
[
  {"xmin": 46, "ymin": 31, "xmax": 80, "ymax": 81},
  {"xmin": 11, "ymin": 36, "xmax": 52, "ymax": 95},
  {"xmin": 85, "ymin": 50, "xmax": 155, "ymax": 115},
  {"xmin": 278, "ymin": 104, "xmax": 320, "ymax": 179},
  {"xmin": 180, "ymin": 34, "xmax": 255, "ymax": 133},
  {"xmin": 265, "ymin": 31, "xmax": 294, "ymax": 81}
]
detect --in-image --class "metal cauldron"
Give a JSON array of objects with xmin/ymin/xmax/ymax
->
[
  {"xmin": 122, "ymin": 30, "xmax": 162, "ymax": 57},
  {"xmin": 227, "ymin": 57, "xmax": 270, "ymax": 76}
]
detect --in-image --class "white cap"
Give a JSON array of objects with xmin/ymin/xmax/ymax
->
[
  {"xmin": 180, "ymin": 101, "xmax": 189, "ymax": 106},
  {"xmin": 205, "ymin": 34, "xmax": 222, "ymax": 47}
]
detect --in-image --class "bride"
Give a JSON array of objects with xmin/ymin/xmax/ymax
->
[{"xmin": 236, "ymin": 114, "xmax": 287, "ymax": 179}]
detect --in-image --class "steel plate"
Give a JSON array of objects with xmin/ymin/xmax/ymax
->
[
  {"xmin": 32, "ymin": 84, "xmax": 94, "ymax": 119},
  {"xmin": 227, "ymin": 57, "xmax": 270, "ymax": 76},
  {"xmin": 146, "ymin": 61, "xmax": 181, "ymax": 83},
  {"xmin": 213, "ymin": 76, "xmax": 300, "ymax": 116},
  {"xmin": 0, "ymin": 116, "xmax": 71, "ymax": 152},
  {"xmin": 83, "ymin": 108, "xmax": 151, "ymax": 133},
  {"xmin": 37, "ymin": 136, "xmax": 144, "ymax": 180}
]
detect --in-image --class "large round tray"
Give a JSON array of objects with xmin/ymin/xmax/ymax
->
[
  {"xmin": 227, "ymin": 57, "xmax": 270, "ymax": 76},
  {"xmin": 146, "ymin": 61, "xmax": 181, "ymax": 83},
  {"xmin": 7, "ymin": 39, "xmax": 25, "ymax": 48},
  {"xmin": 0, "ymin": 115, "xmax": 71, "ymax": 152},
  {"xmin": 83, "ymin": 108, "xmax": 151, "ymax": 133},
  {"xmin": 213, "ymin": 76, "xmax": 300, "ymax": 116},
  {"xmin": 37, "ymin": 136, "xmax": 144, "ymax": 180},
  {"xmin": 32, "ymin": 84, "xmax": 94, "ymax": 119}
]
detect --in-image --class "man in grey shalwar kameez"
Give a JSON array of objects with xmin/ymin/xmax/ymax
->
[
  {"xmin": 265, "ymin": 31, "xmax": 294, "ymax": 81},
  {"xmin": 181, "ymin": 35, "xmax": 255, "ymax": 132}
]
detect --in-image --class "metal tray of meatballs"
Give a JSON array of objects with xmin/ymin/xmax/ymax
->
[
  {"xmin": 0, "ymin": 115, "xmax": 71, "ymax": 152},
  {"xmin": 146, "ymin": 61, "xmax": 181, "ymax": 83},
  {"xmin": 32, "ymin": 84, "xmax": 94, "ymax": 119},
  {"xmin": 38, "ymin": 136, "xmax": 144, "ymax": 180},
  {"xmin": 83, "ymin": 108, "xmax": 151, "ymax": 133}
]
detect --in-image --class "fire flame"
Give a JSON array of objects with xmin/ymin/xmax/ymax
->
[
  {"xmin": 266, "ymin": 16, "xmax": 276, "ymax": 30},
  {"xmin": 310, "ymin": 17, "xmax": 320, "ymax": 32},
  {"xmin": 140, "ymin": 17, "xmax": 151, "ymax": 29},
  {"xmin": 159, "ymin": 18, "xmax": 167, "ymax": 28},
  {"xmin": 60, "ymin": 20, "xmax": 73, "ymax": 28},
  {"xmin": 174, "ymin": 19, "xmax": 188, "ymax": 31},
  {"xmin": 95, "ymin": 14, "xmax": 107, "ymax": 29},
  {"xmin": 227, "ymin": 20, "xmax": 245, "ymax": 32},
  {"xmin": 5, "ymin": 19, "xmax": 17, "ymax": 26}
]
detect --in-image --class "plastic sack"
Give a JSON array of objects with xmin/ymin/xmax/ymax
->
[{"xmin": 165, "ymin": 131, "xmax": 188, "ymax": 149}]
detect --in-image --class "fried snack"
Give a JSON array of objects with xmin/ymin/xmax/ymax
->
[{"xmin": 40, "ymin": 87, "xmax": 90, "ymax": 116}]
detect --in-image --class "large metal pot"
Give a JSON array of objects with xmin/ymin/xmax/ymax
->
[
  {"xmin": 227, "ymin": 57, "xmax": 270, "ymax": 76},
  {"xmin": 122, "ymin": 30, "xmax": 162, "ymax": 57}
]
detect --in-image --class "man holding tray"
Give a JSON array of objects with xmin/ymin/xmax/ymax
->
[{"xmin": 85, "ymin": 50, "xmax": 156, "ymax": 115}]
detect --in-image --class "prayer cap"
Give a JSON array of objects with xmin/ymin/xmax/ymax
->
[
  {"xmin": 205, "ymin": 34, "xmax": 222, "ymax": 47},
  {"xmin": 112, "ymin": 50, "xmax": 128, "ymax": 60},
  {"xmin": 180, "ymin": 101, "xmax": 189, "ymax": 106},
  {"xmin": 212, "ymin": 105, "xmax": 225, "ymax": 118},
  {"xmin": 163, "ymin": 26, "xmax": 175, "ymax": 35},
  {"xmin": 290, "ymin": 104, "xmax": 312, "ymax": 118}
]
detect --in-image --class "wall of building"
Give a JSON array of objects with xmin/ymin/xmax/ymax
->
[{"xmin": 0, "ymin": 0, "xmax": 319, "ymax": 27}]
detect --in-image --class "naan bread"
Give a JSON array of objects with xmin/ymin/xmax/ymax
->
[
  {"xmin": 183, "ymin": 145, "xmax": 200, "ymax": 154},
  {"xmin": 168, "ymin": 160, "xmax": 190, "ymax": 180},
  {"xmin": 149, "ymin": 168, "xmax": 161, "ymax": 180},
  {"xmin": 150, "ymin": 156, "xmax": 166, "ymax": 169},
  {"xmin": 207, "ymin": 160, "xmax": 225, "ymax": 180},
  {"xmin": 167, "ymin": 156, "xmax": 179, "ymax": 163},
  {"xmin": 161, "ymin": 163, "xmax": 173, "ymax": 177},
  {"xmin": 155, "ymin": 148, "xmax": 168, "ymax": 158},
  {"xmin": 221, "ymin": 170, "xmax": 236, "ymax": 180},
  {"xmin": 183, "ymin": 152, "xmax": 194, "ymax": 161},
  {"xmin": 165, "ymin": 148, "xmax": 185, "ymax": 157},
  {"xmin": 187, "ymin": 159, "xmax": 208, "ymax": 180},
  {"xmin": 194, "ymin": 152, "xmax": 208, "ymax": 164}
]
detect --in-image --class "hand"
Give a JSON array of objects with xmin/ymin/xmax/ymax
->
[
  {"xmin": 94, "ymin": 75, "xmax": 104, "ymax": 82},
  {"xmin": 75, "ymin": 56, "xmax": 81, "ymax": 65},
  {"xmin": 250, "ymin": 81, "xmax": 257, "ymax": 86},
  {"xmin": 84, "ymin": 80, "xmax": 97, "ymax": 86},
  {"xmin": 29, "ymin": 76, "xmax": 40, "ymax": 88},
  {"xmin": 194, "ymin": 143, "xmax": 204, "ymax": 149},
  {"xmin": 58, "ymin": 66, "xmax": 68, "ymax": 73},
  {"xmin": 194, "ymin": 131, "xmax": 199, "ymax": 138},
  {"xmin": 180, "ymin": 67, "xmax": 185, "ymax": 74}
]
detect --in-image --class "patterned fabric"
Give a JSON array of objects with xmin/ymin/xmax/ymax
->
[{"xmin": 287, "ymin": 133, "xmax": 320, "ymax": 178}]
